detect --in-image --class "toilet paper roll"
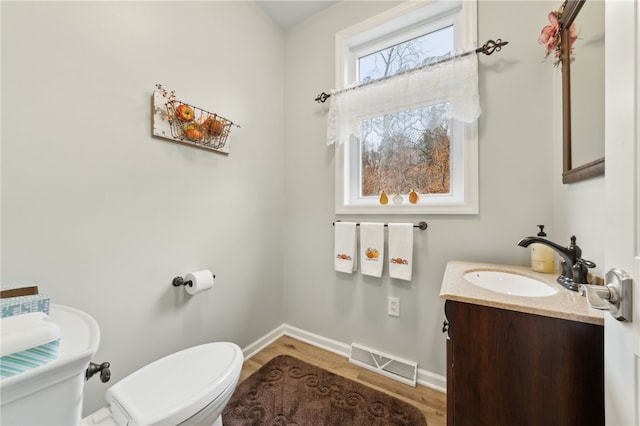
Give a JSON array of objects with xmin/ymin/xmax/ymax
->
[{"xmin": 184, "ymin": 270, "xmax": 214, "ymax": 295}]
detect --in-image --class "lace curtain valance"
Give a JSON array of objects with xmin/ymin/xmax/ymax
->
[{"xmin": 326, "ymin": 52, "xmax": 481, "ymax": 146}]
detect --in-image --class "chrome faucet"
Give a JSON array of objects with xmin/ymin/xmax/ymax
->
[{"xmin": 517, "ymin": 235, "xmax": 595, "ymax": 291}]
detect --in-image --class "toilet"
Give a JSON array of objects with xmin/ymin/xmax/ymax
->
[
  {"xmin": 0, "ymin": 305, "xmax": 243, "ymax": 426},
  {"xmin": 83, "ymin": 341, "xmax": 243, "ymax": 426}
]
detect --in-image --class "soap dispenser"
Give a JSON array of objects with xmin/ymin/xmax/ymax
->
[{"xmin": 531, "ymin": 225, "xmax": 555, "ymax": 273}]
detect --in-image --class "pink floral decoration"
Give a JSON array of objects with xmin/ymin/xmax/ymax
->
[{"xmin": 539, "ymin": 7, "xmax": 578, "ymax": 65}]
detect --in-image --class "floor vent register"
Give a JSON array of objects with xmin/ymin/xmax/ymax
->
[{"xmin": 348, "ymin": 343, "xmax": 417, "ymax": 387}]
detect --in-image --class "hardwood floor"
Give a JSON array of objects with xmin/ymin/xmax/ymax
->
[{"xmin": 239, "ymin": 335, "xmax": 447, "ymax": 426}]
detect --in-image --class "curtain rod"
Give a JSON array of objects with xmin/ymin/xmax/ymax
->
[
  {"xmin": 314, "ymin": 38, "xmax": 508, "ymax": 103},
  {"xmin": 333, "ymin": 221, "xmax": 428, "ymax": 230}
]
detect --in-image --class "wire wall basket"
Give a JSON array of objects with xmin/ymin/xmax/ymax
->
[{"xmin": 152, "ymin": 84, "xmax": 239, "ymax": 154}]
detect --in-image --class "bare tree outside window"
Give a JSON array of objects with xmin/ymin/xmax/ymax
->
[{"xmin": 358, "ymin": 27, "xmax": 454, "ymax": 197}]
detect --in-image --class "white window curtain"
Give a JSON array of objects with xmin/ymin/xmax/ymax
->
[{"xmin": 326, "ymin": 52, "xmax": 481, "ymax": 146}]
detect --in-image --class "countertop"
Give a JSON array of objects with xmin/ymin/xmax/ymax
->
[{"xmin": 439, "ymin": 260, "xmax": 604, "ymax": 326}]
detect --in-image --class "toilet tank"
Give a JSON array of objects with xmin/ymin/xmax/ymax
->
[{"xmin": 1, "ymin": 304, "xmax": 100, "ymax": 426}]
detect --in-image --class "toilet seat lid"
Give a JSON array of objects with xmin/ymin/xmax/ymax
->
[{"xmin": 105, "ymin": 342, "xmax": 242, "ymax": 426}]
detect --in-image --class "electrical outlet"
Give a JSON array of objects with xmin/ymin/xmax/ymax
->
[{"xmin": 388, "ymin": 297, "xmax": 400, "ymax": 317}]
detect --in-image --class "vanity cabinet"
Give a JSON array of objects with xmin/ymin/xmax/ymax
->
[{"xmin": 444, "ymin": 300, "xmax": 604, "ymax": 426}]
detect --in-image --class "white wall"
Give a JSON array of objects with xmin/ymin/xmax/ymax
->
[
  {"xmin": 554, "ymin": 180, "xmax": 605, "ymax": 277},
  {"xmin": 1, "ymin": 1, "xmax": 286, "ymax": 413},
  {"xmin": 282, "ymin": 0, "xmax": 556, "ymax": 381}
]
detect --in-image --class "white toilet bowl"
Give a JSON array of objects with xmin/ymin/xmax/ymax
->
[{"xmin": 82, "ymin": 341, "xmax": 244, "ymax": 426}]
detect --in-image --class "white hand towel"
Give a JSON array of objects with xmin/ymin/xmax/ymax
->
[
  {"xmin": 359, "ymin": 222, "xmax": 384, "ymax": 277},
  {"xmin": 334, "ymin": 222, "xmax": 357, "ymax": 273},
  {"xmin": 388, "ymin": 223, "xmax": 414, "ymax": 281}
]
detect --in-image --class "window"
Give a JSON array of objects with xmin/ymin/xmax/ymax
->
[{"xmin": 333, "ymin": 1, "xmax": 478, "ymax": 214}]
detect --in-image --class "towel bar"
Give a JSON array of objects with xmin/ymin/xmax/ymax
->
[{"xmin": 333, "ymin": 221, "xmax": 427, "ymax": 230}]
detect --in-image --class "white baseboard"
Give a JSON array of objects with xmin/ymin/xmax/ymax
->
[
  {"xmin": 417, "ymin": 369, "xmax": 446, "ymax": 393},
  {"xmin": 281, "ymin": 324, "xmax": 352, "ymax": 356},
  {"xmin": 241, "ymin": 324, "xmax": 286, "ymax": 360},
  {"xmin": 241, "ymin": 323, "xmax": 446, "ymax": 393}
]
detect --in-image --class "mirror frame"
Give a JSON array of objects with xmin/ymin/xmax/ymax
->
[{"xmin": 559, "ymin": 0, "xmax": 605, "ymax": 184}]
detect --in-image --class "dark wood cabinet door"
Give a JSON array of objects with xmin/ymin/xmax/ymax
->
[{"xmin": 445, "ymin": 300, "xmax": 604, "ymax": 426}]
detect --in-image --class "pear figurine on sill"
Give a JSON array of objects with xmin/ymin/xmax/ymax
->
[
  {"xmin": 379, "ymin": 190, "xmax": 389, "ymax": 205},
  {"xmin": 409, "ymin": 189, "xmax": 419, "ymax": 204}
]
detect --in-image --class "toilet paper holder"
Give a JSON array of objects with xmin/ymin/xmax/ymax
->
[
  {"xmin": 172, "ymin": 276, "xmax": 193, "ymax": 288},
  {"xmin": 172, "ymin": 274, "xmax": 216, "ymax": 288}
]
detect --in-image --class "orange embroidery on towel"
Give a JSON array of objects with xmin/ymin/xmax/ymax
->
[
  {"xmin": 390, "ymin": 257, "xmax": 409, "ymax": 265},
  {"xmin": 365, "ymin": 248, "xmax": 380, "ymax": 259},
  {"xmin": 336, "ymin": 254, "xmax": 352, "ymax": 260}
]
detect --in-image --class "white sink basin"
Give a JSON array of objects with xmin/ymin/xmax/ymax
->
[{"xmin": 463, "ymin": 270, "xmax": 558, "ymax": 297}]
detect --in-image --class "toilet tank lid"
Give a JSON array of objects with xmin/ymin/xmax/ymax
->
[{"xmin": 106, "ymin": 342, "xmax": 243, "ymax": 426}]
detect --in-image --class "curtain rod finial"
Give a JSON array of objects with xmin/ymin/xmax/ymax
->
[{"xmin": 315, "ymin": 92, "xmax": 331, "ymax": 103}]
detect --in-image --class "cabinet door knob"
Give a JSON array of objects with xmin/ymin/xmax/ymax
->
[{"xmin": 442, "ymin": 320, "xmax": 449, "ymax": 333}]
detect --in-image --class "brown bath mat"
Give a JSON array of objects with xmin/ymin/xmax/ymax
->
[{"xmin": 222, "ymin": 354, "xmax": 427, "ymax": 426}]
